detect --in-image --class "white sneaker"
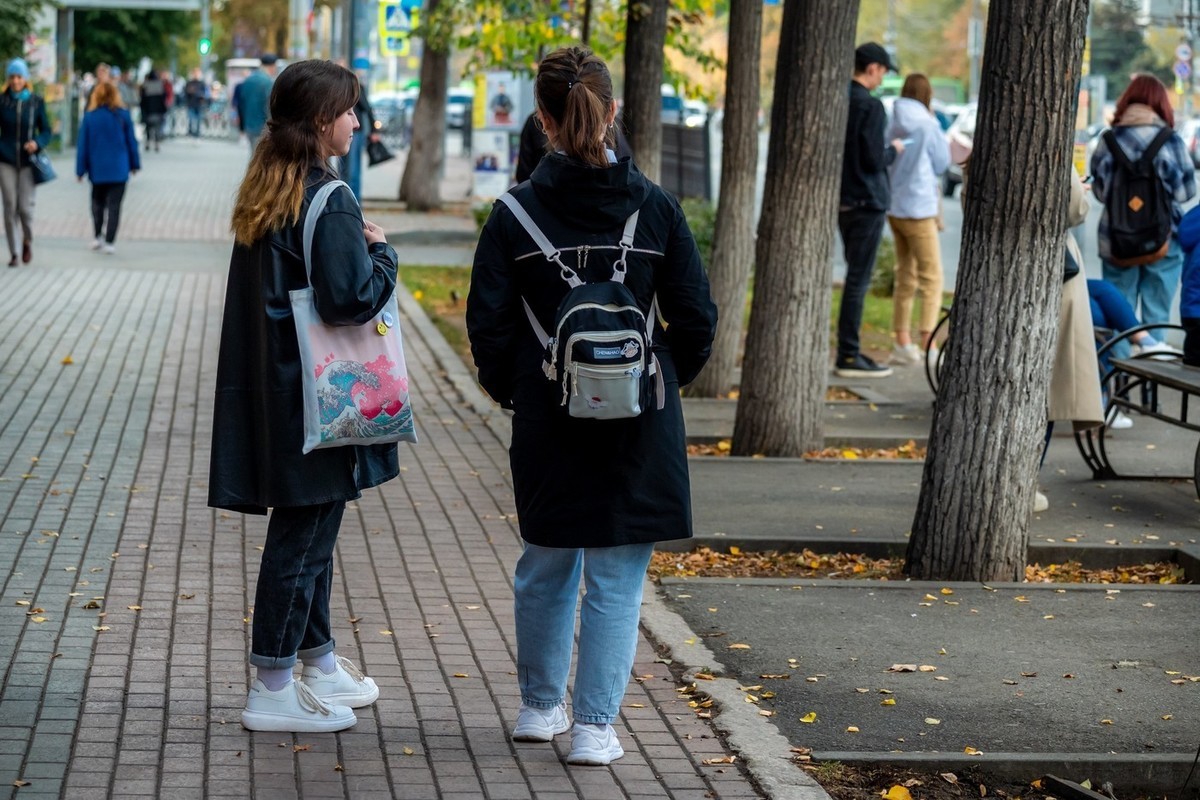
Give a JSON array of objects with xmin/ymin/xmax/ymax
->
[
  {"xmin": 102, "ymin": 243, "xmax": 116, "ymax": 255},
  {"xmin": 1136, "ymin": 340, "xmax": 1181, "ymax": 359},
  {"xmin": 1033, "ymin": 491, "xmax": 1049, "ymax": 513},
  {"xmin": 511, "ymin": 702, "xmax": 570, "ymax": 742},
  {"xmin": 300, "ymin": 656, "xmax": 379, "ymax": 708},
  {"xmin": 566, "ymin": 722, "xmax": 624, "ymax": 766},
  {"xmin": 241, "ymin": 679, "xmax": 356, "ymax": 732},
  {"xmin": 89, "ymin": 238, "xmax": 103, "ymax": 251},
  {"xmin": 1108, "ymin": 410, "xmax": 1134, "ymax": 430},
  {"xmin": 888, "ymin": 343, "xmax": 921, "ymax": 366}
]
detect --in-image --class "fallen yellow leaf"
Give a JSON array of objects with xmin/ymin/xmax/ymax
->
[
  {"xmin": 403, "ymin": 746, "xmax": 414, "ymax": 755},
  {"xmin": 1100, "ymin": 719, "xmax": 1113, "ymax": 725},
  {"xmin": 925, "ymin": 718, "xmax": 941, "ymax": 725},
  {"xmin": 1162, "ymin": 714, "xmax": 1173, "ymax": 720},
  {"xmin": 729, "ymin": 546, "xmax": 741, "ymax": 555},
  {"xmin": 881, "ymin": 786, "xmax": 913, "ymax": 800},
  {"xmin": 963, "ymin": 746, "xmax": 982, "ymax": 755},
  {"xmin": 846, "ymin": 725, "xmax": 860, "ymax": 733},
  {"xmin": 61, "ymin": 355, "xmax": 74, "ymax": 365},
  {"xmin": 800, "ymin": 712, "xmax": 817, "ymax": 723},
  {"xmin": 728, "ymin": 643, "xmax": 751, "ymax": 650},
  {"xmin": 881, "ymin": 698, "xmax": 897, "ymax": 706},
  {"xmin": 453, "ymin": 673, "xmax": 469, "ymax": 678},
  {"xmin": 940, "ymin": 588, "xmax": 954, "ymax": 595}
]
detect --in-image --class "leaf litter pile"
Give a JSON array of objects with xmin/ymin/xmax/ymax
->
[
  {"xmin": 800, "ymin": 764, "xmax": 1134, "ymax": 800},
  {"xmin": 688, "ymin": 439, "xmax": 927, "ymax": 459},
  {"xmin": 648, "ymin": 546, "xmax": 1188, "ymax": 585}
]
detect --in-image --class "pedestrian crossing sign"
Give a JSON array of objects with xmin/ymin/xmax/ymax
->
[{"xmin": 379, "ymin": 3, "xmax": 416, "ymax": 57}]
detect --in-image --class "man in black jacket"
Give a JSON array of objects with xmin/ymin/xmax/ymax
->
[{"xmin": 835, "ymin": 42, "xmax": 906, "ymax": 378}]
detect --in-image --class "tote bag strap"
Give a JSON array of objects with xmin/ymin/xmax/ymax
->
[{"xmin": 301, "ymin": 179, "xmax": 351, "ymax": 287}]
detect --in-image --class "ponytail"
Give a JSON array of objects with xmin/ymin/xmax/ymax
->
[{"xmin": 535, "ymin": 46, "xmax": 614, "ymax": 169}]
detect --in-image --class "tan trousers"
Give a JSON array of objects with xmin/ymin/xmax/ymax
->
[{"xmin": 888, "ymin": 215, "xmax": 944, "ymax": 339}]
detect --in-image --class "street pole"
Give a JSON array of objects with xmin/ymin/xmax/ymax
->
[
  {"xmin": 200, "ymin": 0, "xmax": 211, "ymax": 75},
  {"xmin": 290, "ymin": 0, "xmax": 310, "ymax": 60},
  {"xmin": 884, "ymin": 0, "xmax": 897, "ymax": 66},
  {"xmin": 967, "ymin": 0, "xmax": 982, "ymax": 102}
]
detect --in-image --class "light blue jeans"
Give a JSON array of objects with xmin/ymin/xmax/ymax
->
[
  {"xmin": 1101, "ymin": 237, "xmax": 1183, "ymax": 331},
  {"xmin": 514, "ymin": 542, "xmax": 655, "ymax": 724}
]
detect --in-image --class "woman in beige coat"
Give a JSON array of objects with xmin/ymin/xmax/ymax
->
[{"xmin": 1037, "ymin": 174, "xmax": 1104, "ymax": 511}]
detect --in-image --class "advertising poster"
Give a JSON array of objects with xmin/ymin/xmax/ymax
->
[
  {"xmin": 484, "ymin": 71, "xmax": 521, "ymax": 130},
  {"xmin": 472, "ymin": 130, "xmax": 513, "ymax": 200}
]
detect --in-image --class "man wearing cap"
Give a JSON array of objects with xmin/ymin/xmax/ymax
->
[
  {"xmin": 835, "ymin": 42, "xmax": 907, "ymax": 378},
  {"xmin": 236, "ymin": 54, "xmax": 279, "ymax": 153},
  {"xmin": 0, "ymin": 58, "xmax": 51, "ymax": 267}
]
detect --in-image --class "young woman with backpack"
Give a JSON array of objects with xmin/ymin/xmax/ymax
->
[
  {"xmin": 1089, "ymin": 74, "xmax": 1196, "ymax": 332},
  {"xmin": 467, "ymin": 46, "xmax": 717, "ymax": 766}
]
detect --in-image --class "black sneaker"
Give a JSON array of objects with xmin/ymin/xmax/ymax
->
[{"xmin": 834, "ymin": 354, "xmax": 893, "ymax": 378}]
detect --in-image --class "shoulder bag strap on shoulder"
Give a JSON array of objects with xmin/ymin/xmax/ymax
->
[
  {"xmin": 498, "ymin": 192, "xmax": 582, "ymax": 288},
  {"xmin": 1104, "ymin": 129, "xmax": 1134, "ymax": 173},
  {"xmin": 301, "ymin": 179, "xmax": 350, "ymax": 287}
]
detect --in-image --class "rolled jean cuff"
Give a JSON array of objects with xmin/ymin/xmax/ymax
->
[
  {"xmin": 573, "ymin": 711, "xmax": 616, "ymax": 725},
  {"xmin": 249, "ymin": 651, "xmax": 298, "ymax": 670},
  {"xmin": 297, "ymin": 639, "xmax": 336, "ymax": 661}
]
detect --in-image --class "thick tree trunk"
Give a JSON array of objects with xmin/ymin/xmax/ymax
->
[
  {"xmin": 905, "ymin": 0, "xmax": 1088, "ymax": 582},
  {"xmin": 399, "ymin": 2, "xmax": 447, "ymax": 211},
  {"xmin": 731, "ymin": 0, "xmax": 858, "ymax": 456},
  {"xmin": 623, "ymin": 0, "xmax": 668, "ymax": 183},
  {"xmin": 685, "ymin": 0, "xmax": 763, "ymax": 399}
]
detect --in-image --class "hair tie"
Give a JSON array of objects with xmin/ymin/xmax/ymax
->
[{"xmin": 567, "ymin": 81, "xmax": 574, "ymax": 90}]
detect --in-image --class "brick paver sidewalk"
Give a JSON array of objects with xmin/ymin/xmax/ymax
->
[{"xmin": 0, "ymin": 136, "xmax": 767, "ymax": 799}]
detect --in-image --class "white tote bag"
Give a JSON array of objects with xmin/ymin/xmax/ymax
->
[{"xmin": 290, "ymin": 180, "xmax": 417, "ymax": 454}]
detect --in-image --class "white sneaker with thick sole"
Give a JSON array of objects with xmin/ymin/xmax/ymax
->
[
  {"xmin": 511, "ymin": 702, "xmax": 570, "ymax": 742},
  {"xmin": 241, "ymin": 679, "xmax": 356, "ymax": 732},
  {"xmin": 1033, "ymin": 491, "xmax": 1049, "ymax": 513},
  {"xmin": 566, "ymin": 723, "xmax": 624, "ymax": 766},
  {"xmin": 1108, "ymin": 411, "xmax": 1134, "ymax": 430},
  {"xmin": 300, "ymin": 656, "xmax": 380, "ymax": 708},
  {"xmin": 89, "ymin": 238, "xmax": 103, "ymax": 251}
]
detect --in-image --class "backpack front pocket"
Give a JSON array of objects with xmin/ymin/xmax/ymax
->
[{"xmin": 567, "ymin": 362, "xmax": 646, "ymax": 419}]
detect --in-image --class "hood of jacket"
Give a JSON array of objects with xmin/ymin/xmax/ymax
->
[
  {"xmin": 529, "ymin": 152, "xmax": 652, "ymax": 232},
  {"xmin": 889, "ymin": 97, "xmax": 934, "ymax": 138}
]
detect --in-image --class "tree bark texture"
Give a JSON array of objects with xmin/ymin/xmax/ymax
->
[
  {"xmin": 905, "ymin": 0, "xmax": 1088, "ymax": 581},
  {"xmin": 623, "ymin": 0, "xmax": 668, "ymax": 184},
  {"xmin": 731, "ymin": 0, "xmax": 858, "ymax": 456},
  {"xmin": 685, "ymin": 0, "xmax": 763, "ymax": 398},
  {"xmin": 399, "ymin": 1, "xmax": 447, "ymax": 211}
]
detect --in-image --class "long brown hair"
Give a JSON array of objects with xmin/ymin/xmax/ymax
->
[
  {"xmin": 231, "ymin": 60, "xmax": 358, "ymax": 246},
  {"xmin": 87, "ymin": 81, "xmax": 123, "ymax": 111},
  {"xmin": 535, "ymin": 46, "xmax": 614, "ymax": 169},
  {"xmin": 1115, "ymin": 73, "xmax": 1175, "ymax": 128},
  {"xmin": 901, "ymin": 73, "xmax": 932, "ymax": 110}
]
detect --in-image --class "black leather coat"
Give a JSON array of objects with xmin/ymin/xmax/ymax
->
[
  {"xmin": 209, "ymin": 172, "xmax": 400, "ymax": 515},
  {"xmin": 467, "ymin": 153, "xmax": 717, "ymax": 548}
]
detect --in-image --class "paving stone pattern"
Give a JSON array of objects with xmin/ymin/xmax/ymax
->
[{"xmin": 0, "ymin": 141, "xmax": 763, "ymax": 799}]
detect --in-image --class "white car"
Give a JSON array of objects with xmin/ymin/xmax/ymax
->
[{"xmin": 445, "ymin": 89, "xmax": 474, "ymax": 129}]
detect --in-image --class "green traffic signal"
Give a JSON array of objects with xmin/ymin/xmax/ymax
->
[{"xmin": 198, "ymin": 37, "xmax": 212, "ymax": 55}]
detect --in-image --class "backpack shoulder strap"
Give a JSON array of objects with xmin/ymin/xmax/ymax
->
[
  {"xmin": 1138, "ymin": 126, "xmax": 1175, "ymax": 167},
  {"xmin": 302, "ymin": 180, "xmax": 350, "ymax": 287},
  {"xmin": 498, "ymin": 192, "xmax": 582, "ymax": 288},
  {"xmin": 1103, "ymin": 129, "xmax": 1135, "ymax": 173}
]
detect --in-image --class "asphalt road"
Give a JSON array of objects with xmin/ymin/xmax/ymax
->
[{"xmin": 660, "ymin": 578, "xmax": 1200, "ymax": 758}]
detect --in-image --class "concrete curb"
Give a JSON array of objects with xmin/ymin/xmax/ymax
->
[
  {"xmin": 639, "ymin": 586, "xmax": 834, "ymax": 800},
  {"xmin": 393, "ymin": 277, "xmax": 512, "ymax": 448}
]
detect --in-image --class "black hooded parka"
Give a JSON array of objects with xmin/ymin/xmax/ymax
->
[{"xmin": 467, "ymin": 153, "xmax": 718, "ymax": 549}]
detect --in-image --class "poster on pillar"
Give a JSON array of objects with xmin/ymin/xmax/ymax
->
[
  {"xmin": 471, "ymin": 130, "xmax": 515, "ymax": 201},
  {"xmin": 483, "ymin": 71, "xmax": 521, "ymax": 129}
]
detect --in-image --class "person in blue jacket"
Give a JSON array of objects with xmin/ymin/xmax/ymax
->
[
  {"xmin": 235, "ymin": 54, "xmax": 279, "ymax": 153},
  {"xmin": 76, "ymin": 81, "xmax": 140, "ymax": 254},
  {"xmin": 1175, "ymin": 203, "xmax": 1200, "ymax": 366},
  {"xmin": 0, "ymin": 58, "xmax": 51, "ymax": 267}
]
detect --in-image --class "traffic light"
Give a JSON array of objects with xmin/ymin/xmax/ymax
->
[{"xmin": 198, "ymin": 37, "xmax": 212, "ymax": 56}]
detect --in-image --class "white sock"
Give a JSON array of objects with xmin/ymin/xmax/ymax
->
[
  {"xmin": 257, "ymin": 667, "xmax": 293, "ymax": 691},
  {"xmin": 302, "ymin": 651, "xmax": 338, "ymax": 675}
]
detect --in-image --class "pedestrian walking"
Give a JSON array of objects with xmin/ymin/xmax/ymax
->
[
  {"xmin": 338, "ymin": 75, "xmax": 380, "ymax": 201},
  {"xmin": 183, "ymin": 67, "xmax": 209, "ymax": 139},
  {"xmin": 885, "ymin": 73, "xmax": 949, "ymax": 367},
  {"xmin": 835, "ymin": 42, "xmax": 906, "ymax": 378},
  {"xmin": 235, "ymin": 54, "xmax": 278, "ymax": 153},
  {"xmin": 208, "ymin": 59, "xmax": 396, "ymax": 733},
  {"xmin": 0, "ymin": 58, "xmax": 51, "ymax": 268},
  {"xmin": 466, "ymin": 46, "xmax": 717, "ymax": 766},
  {"xmin": 1090, "ymin": 73, "xmax": 1196, "ymax": 331},
  {"xmin": 139, "ymin": 69, "xmax": 168, "ymax": 152},
  {"xmin": 1173, "ymin": 201, "xmax": 1200, "ymax": 367},
  {"xmin": 76, "ymin": 81, "xmax": 140, "ymax": 255}
]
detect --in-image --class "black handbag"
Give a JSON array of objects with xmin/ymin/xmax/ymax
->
[
  {"xmin": 26, "ymin": 100, "xmax": 55, "ymax": 185},
  {"xmin": 366, "ymin": 138, "xmax": 395, "ymax": 167}
]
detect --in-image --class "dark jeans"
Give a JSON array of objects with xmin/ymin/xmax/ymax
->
[
  {"xmin": 90, "ymin": 182, "xmax": 126, "ymax": 244},
  {"xmin": 1184, "ymin": 317, "xmax": 1200, "ymax": 367},
  {"xmin": 187, "ymin": 106, "xmax": 203, "ymax": 137},
  {"xmin": 250, "ymin": 500, "xmax": 346, "ymax": 669},
  {"xmin": 836, "ymin": 206, "xmax": 887, "ymax": 362}
]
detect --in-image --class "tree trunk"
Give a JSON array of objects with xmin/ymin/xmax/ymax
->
[
  {"xmin": 731, "ymin": 0, "xmax": 858, "ymax": 456},
  {"xmin": 905, "ymin": 0, "xmax": 1088, "ymax": 582},
  {"xmin": 399, "ymin": 0, "xmax": 447, "ymax": 210},
  {"xmin": 623, "ymin": 0, "xmax": 668, "ymax": 183},
  {"xmin": 685, "ymin": 0, "xmax": 763, "ymax": 399}
]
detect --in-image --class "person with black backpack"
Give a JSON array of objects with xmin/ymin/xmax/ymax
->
[
  {"xmin": 467, "ymin": 46, "xmax": 717, "ymax": 767},
  {"xmin": 1090, "ymin": 74, "xmax": 1196, "ymax": 333}
]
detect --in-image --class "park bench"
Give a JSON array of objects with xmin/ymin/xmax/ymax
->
[{"xmin": 925, "ymin": 311, "xmax": 1198, "ymax": 499}]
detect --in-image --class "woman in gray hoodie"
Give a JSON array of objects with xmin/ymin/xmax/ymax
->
[{"xmin": 886, "ymin": 74, "xmax": 950, "ymax": 366}]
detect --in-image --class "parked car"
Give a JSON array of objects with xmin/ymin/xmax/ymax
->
[
  {"xmin": 942, "ymin": 102, "xmax": 976, "ymax": 197},
  {"xmin": 682, "ymin": 99, "xmax": 707, "ymax": 128},
  {"xmin": 446, "ymin": 88, "xmax": 474, "ymax": 129}
]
